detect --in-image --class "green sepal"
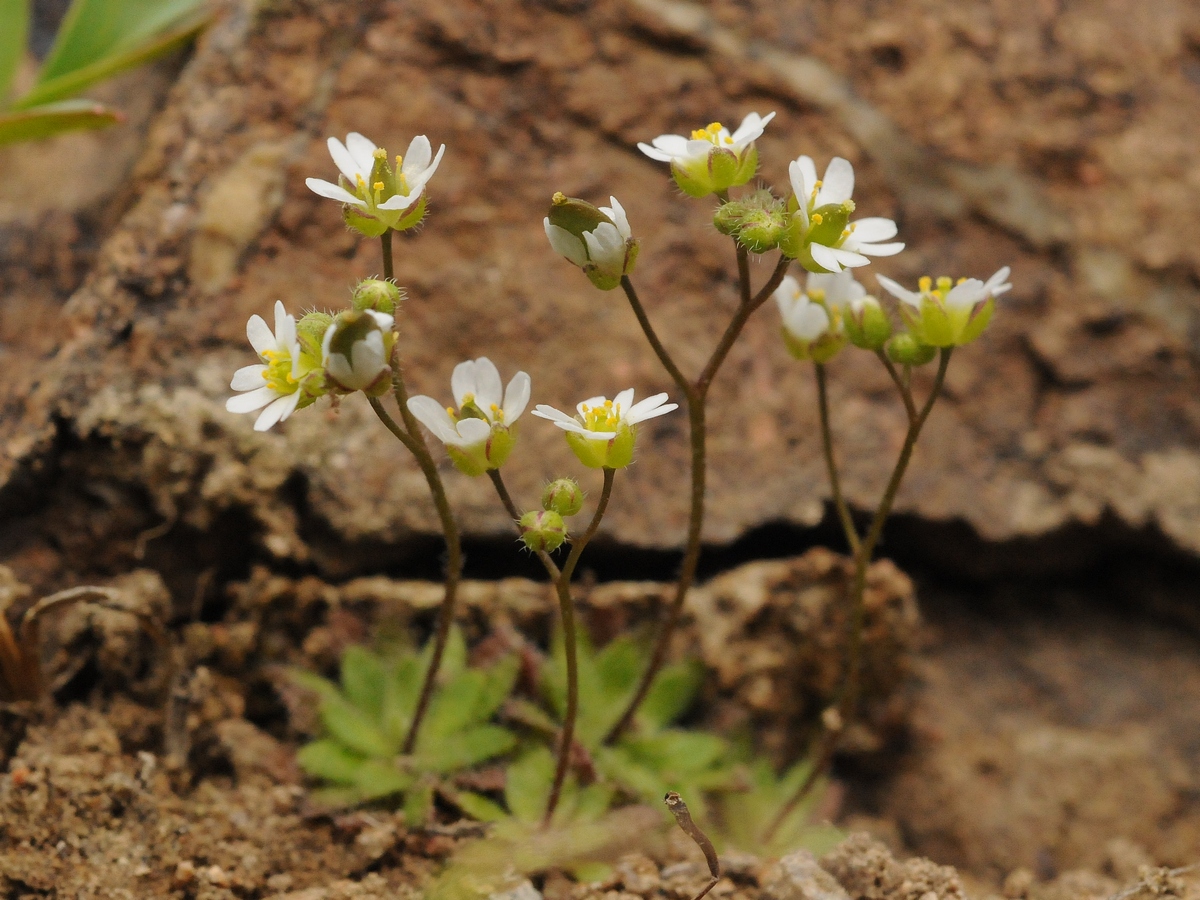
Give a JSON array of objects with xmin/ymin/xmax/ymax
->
[
  {"xmin": 957, "ymin": 296, "xmax": 995, "ymax": 345},
  {"xmin": 352, "ymin": 279, "xmax": 401, "ymax": 314},
  {"xmin": 296, "ymin": 311, "xmax": 334, "ymax": 358},
  {"xmin": 808, "ymin": 201, "xmax": 854, "ymax": 248},
  {"xmin": 671, "ymin": 159, "xmax": 715, "ymax": 198},
  {"xmin": 707, "ymin": 147, "xmax": 740, "ymax": 192},
  {"xmin": 343, "ymin": 204, "xmax": 389, "ymax": 238},
  {"xmin": 392, "ymin": 194, "xmax": 427, "ymax": 232},
  {"xmin": 885, "ymin": 332, "xmax": 937, "ymax": 366},
  {"xmin": 845, "ymin": 298, "xmax": 893, "ymax": 350},
  {"xmin": 731, "ymin": 144, "xmax": 759, "ymax": 186},
  {"xmin": 547, "ymin": 193, "xmax": 612, "ymax": 240}
]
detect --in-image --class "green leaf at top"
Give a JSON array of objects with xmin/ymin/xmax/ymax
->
[
  {"xmin": 0, "ymin": 0, "xmax": 29, "ymax": 105},
  {"xmin": 16, "ymin": 1, "xmax": 206, "ymax": 109},
  {"xmin": 0, "ymin": 99, "xmax": 119, "ymax": 145}
]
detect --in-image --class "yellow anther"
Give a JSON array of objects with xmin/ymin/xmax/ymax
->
[
  {"xmin": 814, "ymin": 180, "xmax": 823, "ymax": 189},
  {"xmin": 261, "ymin": 370, "xmax": 270, "ymax": 380},
  {"xmin": 373, "ymin": 181, "xmax": 384, "ymax": 192},
  {"xmin": 918, "ymin": 276, "xmax": 933, "ymax": 293},
  {"xmin": 395, "ymin": 154, "xmax": 403, "ymax": 169},
  {"xmin": 690, "ymin": 122, "xmax": 726, "ymax": 144},
  {"xmin": 812, "ymin": 213, "xmax": 824, "ymax": 225},
  {"xmin": 957, "ymin": 277, "xmax": 968, "ymax": 285},
  {"xmin": 356, "ymin": 174, "xmax": 367, "ymax": 192},
  {"xmin": 809, "ymin": 289, "xmax": 826, "ymax": 303},
  {"xmin": 446, "ymin": 406, "xmax": 456, "ymax": 416},
  {"xmin": 936, "ymin": 276, "xmax": 953, "ymax": 293},
  {"xmin": 603, "ymin": 399, "xmax": 613, "ymax": 408},
  {"xmin": 287, "ymin": 373, "xmax": 297, "ymax": 384}
]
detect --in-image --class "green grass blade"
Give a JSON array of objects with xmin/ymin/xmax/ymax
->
[
  {"xmin": 0, "ymin": 99, "xmax": 120, "ymax": 144},
  {"xmin": 16, "ymin": 8, "xmax": 207, "ymax": 109},
  {"xmin": 0, "ymin": 0, "xmax": 29, "ymax": 104}
]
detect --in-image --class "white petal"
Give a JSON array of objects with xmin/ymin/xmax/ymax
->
[
  {"xmin": 454, "ymin": 417, "xmax": 491, "ymax": 446},
  {"xmin": 583, "ymin": 223, "xmax": 624, "ymax": 268},
  {"xmin": 612, "ymin": 389, "xmax": 636, "ymax": 417},
  {"xmin": 817, "ymin": 157, "xmax": 855, "ymax": 206},
  {"xmin": 227, "ymin": 385, "xmax": 278, "ymax": 414},
  {"xmin": 650, "ymin": 134, "xmax": 690, "ymax": 157},
  {"xmin": 638, "ymin": 142, "xmax": 675, "ymax": 162},
  {"xmin": 627, "ymin": 400, "xmax": 678, "ymax": 425},
  {"xmin": 377, "ymin": 192, "xmax": 420, "ymax": 211},
  {"xmin": 367, "ymin": 310, "xmax": 394, "ymax": 331},
  {"xmin": 784, "ymin": 302, "xmax": 831, "ymax": 342},
  {"xmin": 532, "ymin": 404, "xmax": 580, "ymax": 427},
  {"xmin": 503, "ymin": 371, "xmax": 531, "ymax": 422},
  {"xmin": 790, "ymin": 156, "xmax": 818, "ymax": 200},
  {"xmin": 810, "ymin": 242, "xmax": 846, "ymax": 273},
  {"xmin": 345, "ymin": 132, "xmax": 378, "ymax": 174},
  {"xmin": 945, "ymin": 280, "xmax": 985, "ymax": 310},
  {"xmin": 253, "ymin": 392, "xmax": 300, "ymax": 432},
  {"xmin": 603, "ymin": 196, "xmax": 631, "ymax": 240},
  {"xmin": 625, "ymin": 392, "xmax": 668, "ymax": 423},
  {"xmin": 403, "ymin": 134, "xmax": 432, "ymax": 174},
  {"xmin": 326, "ymin": 137, "xmax": 362, "ymax": 182},
  {"xmin": 854, "ymin": 241, "xmax": 905, "ymax": 257},
  {"xmin": 849, "ymin": 217, "xmax": 897, "ymax": 243},
  {"xmin": 451, "ymin": 359, "xmax": 478, "ymax": 407},
  {"xmin": 807, "ymin": 271, "xmax": 864, "ymax": 307},
  {"xmin": 473, "ymin": 358, "xmax": 503, "ymax": 412},
  {"xmin": 773, "ymin": 274, "xmax": 801, "ymax": 315},
  {"xmin": 306, "ymin": 178, "xmax": 366, "ymax": 207},
  {"xmin": 247, "ymin": 314, "xmax": 274, "ymax": 357},
  {"xmin": 231, "ymin": 364, "xmax": 268, "ymax": 391},
  {"xmin": 684, "ymin": 138, "xmax": 715, "ymax": 158},
  {"xmin": 875, "ymin": 274, "xmax": 920, "ymax": 306},
  {"xmin": 557, "ymin": 421, "xmax": 614, "ymax": 439},
  {"xmin": 829, "ymin": 246, "xmax": 871, "ymax": 268},
  {"xmin": 408, "ymin": 395, "xmax": 462, "ymax": 444},
  {"xmin": 984, "ymin": 266, "xmax": 1013, "ymax": 296},
  {"xmin": 273, "ymin": 301, "xmax": 292, "ymax": 347},
  {"xmin": 348, "ymin": 333, "xmax": 387, "ymax": 387},
  {"xmin": 545, "ymin": 221, "xmax": 588, "ymax": 267},
  {"xmin": 730, "ymin": 110, "xmax": 774, "ymax": 147}
]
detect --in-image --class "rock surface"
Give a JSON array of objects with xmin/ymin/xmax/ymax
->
[{"xmin": 4, "ymin": 0, "xmax": 1200, "ymax": 582}]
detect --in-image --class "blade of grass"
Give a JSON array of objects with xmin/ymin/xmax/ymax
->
[
  {"xmin": 0, "ymin": 99, "xmax": 121, "ymax": 144},
  {"xmin": 16, "ymin": 7, "xmax": 207, "ymax": 109},
  {"xmin": 0, "ymin": 0, "xmax": 29, "ymax": 105}
]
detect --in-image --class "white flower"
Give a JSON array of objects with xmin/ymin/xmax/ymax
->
[
  {"xmin": 544, "ymin": 195, "xmax": 638, "ymax": 289},
  {"xmin": 876, "ymin": 267, "xmax": 1010, "ymax": 347},
  {"xmin": 305, "ymin": 131, "xmax": 445, "ymax": 234},
  {"xmin": 638, "ymin": 112, "xmax": 775, "ymax": 166},
  {"xmin": 636, "ymin": 112, "xmax": 775, "ymax": 197},
  {"xmin": 321, "ymin": 309, "xmax": 395, "ymax": 393},
  {"xmin": 771, "ymin": 272, "xmax": 862, "ymax": 362},
  {"xmin": 533, "ymin": 390, "xmax": 678, "ymax": 469},
  {"xmin": 786, "ymin": 156, "xmax": 904, "ymax": 273},
  {"xmin": 407, "ymin": 358, "xmax": 531, "ymax": 475},
  {"xmin": 226, "ymin": 301, "xmax": 307, "ymax": 432}
]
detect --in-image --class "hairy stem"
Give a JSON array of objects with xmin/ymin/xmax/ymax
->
[
  {"xmin": 545, "ymin": 467, "xmax": 615, "ymax": 825},
  {"xmin": 605, "ymin": 254, "xmax": 791, "ymax": 744}
]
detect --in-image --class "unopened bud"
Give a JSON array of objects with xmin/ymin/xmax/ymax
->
[
  {"xmin": 541, "ymin": 478, "xmax": 585, "ymax": 517},
  {"xmin": 844, "ymin": 296, "xmax": 892, "ymax": 350},
  {"xmin": 885, "ymin": 332, "xmax": 937, "ymax": 366},
  {"xmin": 518, "ymin": 509, "xmax": 568, "ymax": 552},
  {"xmin": 322, "ymin": 308, "xmax": 395, "ymax": 395},
  {"xmin": 352, "ymin": 278, "xmax": 402, "ymax": 315}
]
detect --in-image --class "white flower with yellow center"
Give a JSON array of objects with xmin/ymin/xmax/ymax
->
[
  {"xmin": 305, "ymin": 131, "xmax": 445, "ymax": 236},
  {"xmin": 407, "ymin": 358, "xmax": 531, "ymax": 476},
  {"xmin": 226, "ymin": 301, "xmax": 309, "ymax": 432},
  {"xmin": 772, "ymin": 272, "xmax": 859, "ymax": 363},
  {"xmin": 783, "ymin": 156, "xmax": 904, "ymax": 274},
  {"xmin": 876, "ymin": 266, "xmax": 1010, "ymax": 347},
  {"xmin": 637, "ymin": 112, "xmax": 775, "ymax": 197},
  {"xmin": 532, "ymin": 389, "xmax": 678, "ymax": 469}
]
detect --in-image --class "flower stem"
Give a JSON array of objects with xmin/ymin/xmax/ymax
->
[
  {"xmin": 816, "ymin": 363, "xmax": 861, "ymax": 556},
  {"xmin": 604, "ymin": 254, "xmax": 791, "ymax": 745},
  {"xmin": 764, "ymin": 347, "xmax": 953, "ymax": 841},
  {"xmin": 373, "ymin": 231, "xmax": 464, "ymax": 756},
  {"xmin": 545, "ymin": 467, "xmax": 615, "ymax": 825}
]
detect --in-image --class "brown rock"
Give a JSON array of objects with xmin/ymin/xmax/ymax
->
[
  {"xmin": 761, "ymin": 850, "xmax": 850, "ymax": 900},
  {"xmin": 5, "ymin": 0, "xmax": 1200, "ymax": 588}
]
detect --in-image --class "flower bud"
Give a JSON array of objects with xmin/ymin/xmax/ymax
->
[
  {"xmin": 518, "ymin": 509, "xmax": 568, "ymax": 552},
  {"xmin": 545, "ymin": 193, "xmax": 639, "ymax": 291},
  {"xmin": 352, "ymin": 278, "xmax": 402, "ymax": 315},
  {"xmin": 844, "ymin": 296, "xmax": 892, "ymax": 350},
  {"xmin": 885, "ymin": 332, "xmax": 937, "ymax": 366},
  {"xmin": 321, "ymin": 308, "xmax": 396, "ymax": 395},
  {"xmin": 713, "ymin": 190, "xmax": 787, "ymax": 253},
  {"xmin": 541, "ymin": 478, "xmax": 585, "ymax": 517}
]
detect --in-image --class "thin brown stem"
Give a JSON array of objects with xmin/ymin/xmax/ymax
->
[
  {"xmin": 736, "ymin": 245, "xmax": 751, "ymax": 307},
  {"xmin": 874, "ymin": 350, "xmax": 917, "ymax": 422},
  {"xmin": 368, "ymin": 383, "xmax": 463, "ymax": 756},
  {"xmin": 381, "ymin": 229, "xmax": 394, "ymax": 280},
  {"xmin": 620, "ymin": 276, "xmax": 691, "ymax": 397},
  {"xmin": 605, "ymin": 254, "xmax": 790, "ymax": 745},
  {"xmin": 844, "ymin": 350, "xmax": 950, "ymax": 725},
  {"xmin": 815, "ymin": 363, "xmax": 861, "ymax": 557},
  {"xmin": 545, "ymin": 468, "xmax": 615, "ymax": 825},
  {"xmin": 665, "ymin": 791, "xmax": 720, "ymax": 900}
]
